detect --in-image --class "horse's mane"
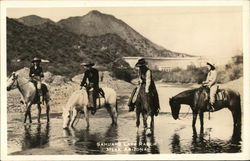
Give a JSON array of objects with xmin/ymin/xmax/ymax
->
[{"xmin": 173, "ymin": 88, "xmax": 198, "ymax": 99}]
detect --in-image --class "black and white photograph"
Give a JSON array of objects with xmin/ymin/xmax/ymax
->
[{"xmin": 1, "ymin": 0, "xmax": 250, "ymax": 160}]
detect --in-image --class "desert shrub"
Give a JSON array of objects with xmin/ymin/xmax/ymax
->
[
  {"xmin": 152, "ymin": 65, "xmax": 207, "ymax": 84},
  {"xmin": 217, "ymin": 54, "xmax": 243, "ymax": 83},
  {"xmin": 111, "ymin": 67, "xmax": 136, "ymax": 82}
]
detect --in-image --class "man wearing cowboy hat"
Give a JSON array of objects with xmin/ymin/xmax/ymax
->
[
  {"xmin": 202, "ymin": 62, "xmax": 217, "ymax": 112},
  {"xmin": 80, "ymin": 61, "xmax": 99, "ymax": 115},
  {"xmin": 128, "ymin": 58, "xmax": 160, "ymax": 116},
  {"xmin": 29, "ymin": 57, "xmax": 44, "ymax": 102}
]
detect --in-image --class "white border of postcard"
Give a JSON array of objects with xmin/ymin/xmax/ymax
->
[{"xmin": 1, "ymin": 0, "xmax": 250, "ymax": 160}]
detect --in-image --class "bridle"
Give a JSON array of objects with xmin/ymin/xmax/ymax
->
[{"xmin": 7, "ymin": 74, "xmax": 30, "ymax": 90}]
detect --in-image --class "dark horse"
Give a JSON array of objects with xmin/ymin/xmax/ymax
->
[{"xmin": 169, "ymin": 86, "xmax": 241, "ymax": 139}]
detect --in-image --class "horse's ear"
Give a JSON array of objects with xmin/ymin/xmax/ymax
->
[{"xmin": 12, "ymin": 72, "xmax": 18, "ymax": 79}]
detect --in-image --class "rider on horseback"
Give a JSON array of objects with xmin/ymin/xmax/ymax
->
[
  {"xmin": 80, "ymin": 61, "xmax": 99, "ymax": 115},
  {"xmin": 202, "ymin": 62, "xmax": 217, "ymax": 112},
  {"xmin": 128, "ymin": 58, "xmax": 160, "ymax": 116},
  {"xmin": 29, "ymin": 57, "xmax": 44, "ymax": 103}
]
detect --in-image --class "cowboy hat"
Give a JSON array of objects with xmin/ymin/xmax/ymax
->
[
  {"xmin": 206, "ymin": 62, "xmax": 216, "ymax": 69},
  {"xmin": 81, "ymin": 62, "xmax": 95, "ymax": 67},
  {"xmin": 32, "ymin": 57, "xmax": 41, "ymax": 63},
  {"xmin": 135, "ymin": 58, "xmax": 147, "ymax": 67}
]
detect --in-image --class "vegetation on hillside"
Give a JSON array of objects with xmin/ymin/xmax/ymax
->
[
  {"xmin": 7, "ymin": 18, "xmax": 140, "ymax": 79},
  {"xmin": 151, "ymin": 54, "xmax": 243, "ymax": 84}
]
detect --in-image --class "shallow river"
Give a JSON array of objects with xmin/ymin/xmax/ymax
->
[{"xmin": 7, "ymin": 84, "xmax": 241, "ymax": 155}]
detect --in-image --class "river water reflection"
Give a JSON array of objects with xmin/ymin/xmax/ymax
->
[{"xmin": 8, "ymin": 84, "xmax": 241, "ymax": 155}]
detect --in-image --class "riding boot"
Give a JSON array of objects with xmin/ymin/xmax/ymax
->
[
  {"xmin": 91, "ymin": 106, "xmax": 96, "ymax": 115},
  {"xmin": 208, "ymin": 103, "xmax": 215, "ymax": 112},
  {"xmin": 128, "ymin": 87, "xmax": 137, "ymax": 112}
]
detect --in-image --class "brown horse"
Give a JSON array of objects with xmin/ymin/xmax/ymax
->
[
  {"xmin": 7, "ymin": 72, "xmax": 50, "ymax": 123},
  {"xmin": 169, "ymin": 86, "xmax": 241, "ymax": 139}
]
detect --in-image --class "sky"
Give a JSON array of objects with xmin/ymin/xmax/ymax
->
[{"xmin": 7, "ymin": 6, "xmax": 243, "ymax": 64}]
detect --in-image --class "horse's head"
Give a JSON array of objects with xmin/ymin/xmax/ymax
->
[
  {"xmin": 7, "ymin": 72, "xmax": 19, "ymax": 91},
  {"xmin": 62, "ymin": 107, "xmax": 71, "ymax": 129},
  {"xmin": 169, "ymin": 97, "xmax": 181, "ymax": 120}
]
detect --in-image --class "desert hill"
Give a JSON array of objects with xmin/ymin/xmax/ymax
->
[{"xmin": 57, "ymin": 10, "xmax": 189, "ymax": 57}]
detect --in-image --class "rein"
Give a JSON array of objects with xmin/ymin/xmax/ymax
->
[
  {"xmin": 182, "ymin": 107, "xmax": 190, "ymax": 119},
  {"xmin": 15, "ymin": 78, "xmax": 30, "ymax": 88}
]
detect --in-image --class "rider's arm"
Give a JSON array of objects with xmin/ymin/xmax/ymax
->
[
  {"xmin": 207, "ymin": 70, "xmax": 217, "ymax": 87},
  {"xmin": 203, "ymin": 72, "xmax": 209, "ymax": 84},
  {"xmin": 29, "ymin": 67, "xmax": 34, "ymax": 77},
  {"xmin": 138, "ymin": 70, "xmax": 142, "ymax": 85},
  {"xmin": 96, "ymin": 69, "xmax": 99, "ymax": 85},
  {"xmin": 145, "ymin": 70, "xmax": 151, "ymax": 93},
  {"xmin": 40, "ymin": 67, "xmax": 44, "ymax": 78},
  {"xmin": 80, "ymin": 71, "xmax": 88, "ymax": 87}
]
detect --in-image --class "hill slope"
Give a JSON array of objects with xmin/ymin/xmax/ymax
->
[
  {"xmin": 57, "ymin": 10, "xmax": 190, "ymax": 57},
  {"xmin": 7, "ymin": 18, "xmax": 140, "ymax": 77},
  {"xmin": 16, "ymin": 15, "xmax": 55, "ymax": 26}
]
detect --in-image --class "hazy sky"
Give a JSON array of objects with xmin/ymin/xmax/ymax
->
[{"xmin": 7, "ymin": 6, "xmax": 243, "ymax": 64}]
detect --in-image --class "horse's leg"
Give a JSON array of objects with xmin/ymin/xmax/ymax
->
[
  {"xmin": 136, "ymin": 108, "xmax": 140, "ymax": 133},
  {"xmin": 28, "ymin": 109, "xmax": 32, "ymax": 123},
  {"xmin": 192, "ymin": 111, "xmax": 198, "ymax": 137},
  {"xmin": 70, "ymin": 108, "xmax": 78, "ymax": 128},
  {"xmin": 111, "ymin": 103, "xmax": 118, "ymax": 126},
  {"xmin": 150, "ymin": 115, "xmax": 154, "ymax": 130},
  {"xmin": 37, "ymin": 103, "xmax": 41, "ymax": 123},
  {"xmin": 142, "ymin": 113, "xmax": 148, "ymax": 129},
  {"xmin": 230, "ymin": 109, "xmax": 241, "ymax": 140},
  {"xmin": 199, "ymin": 112, "xmax": 204, "ymax": 136},
  {"xmin": 106, "ymin": 104, "xmax": 114, "ymax": 124},
  {"xmin": 24, "ymin": 103, "xmax": 32, "ymax": 123},
  {"xmin": 83, "ymin": 105, "xmax": 89, "ymax": 128},
  {"xmin": 45, "ymin": 98, "xmax": 50, "ymax": 123},
  {"xmin": 24, "ymin": 108, "xmax": 28, "ymax": 123}
]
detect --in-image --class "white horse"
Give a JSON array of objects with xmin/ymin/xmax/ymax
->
[
  {"xmin": 7, "ymin": 72, "xmax": 50, "ymax": 123},
  {"xmin": 62, "ymin": 87, "xmax": 118, "ymax": 129}
]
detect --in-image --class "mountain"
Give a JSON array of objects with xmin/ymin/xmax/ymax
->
[
  {"xmin": 57, "ymin": 10, "xmax": 190, "ymax": 57},
  {"xmin": 7, "ymin": 18, "xmax": 141, "ymax": 77},
  {"xmin": 16, "ymin": 15, "xmax": 55, "ymax": 26}
]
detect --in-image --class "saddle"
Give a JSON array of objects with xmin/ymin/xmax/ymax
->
[
  {"xmin": 97, "ymin": 88, "xmax": 105, "ymax": 98},
  {"xmin": 203, "ymin": 85, "xmax": 227, "ymax": 102},
  {"xmin": 215, "ymin": 88, "xmax": 227, "ymax": 102}
]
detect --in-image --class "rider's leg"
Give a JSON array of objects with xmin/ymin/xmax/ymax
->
[
  {"xmin": 128, "ymin": 87, "xmax": 138, "ymax": 111},
  {"xmin": 37, "ymin": 80, "xmax": 43, "ymax": 103},
  {"xmin": 88, "ymin": 89, "xmax": 96, "ymax": 115},
  {"xmin": 209, "ymin": 85, "xmax": 216, "ymax": 111}
]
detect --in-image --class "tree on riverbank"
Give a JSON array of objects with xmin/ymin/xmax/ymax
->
[{"xmin": 151, "ymin": 54, "xmax": 243, "ymax": 84}]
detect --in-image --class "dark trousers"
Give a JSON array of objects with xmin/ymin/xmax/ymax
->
[
  {"xmin": 88, "ymin": 88, "xmax": 98, "ymax": 109},
  {"xmin": 128, "ymin": 87, "xmax": 138, "ymax": 111}
]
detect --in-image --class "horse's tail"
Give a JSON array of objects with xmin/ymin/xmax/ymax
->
[
  {"xmin": 236, "ymin": 93, "xmax": 241, "ymax": 127},
  {"xmin": 42, "ymin": 84, "xmax": 50, "ymax": 104},
  {"xmin": 115, "ymin": 99, "xmax": 118, "ymax": 113}
]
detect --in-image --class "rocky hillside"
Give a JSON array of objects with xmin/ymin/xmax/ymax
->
[
  {"xmin": 56, "ymin": 10, "xmax": 190, "ymax": 57},
  {"xmin": 16, "ymin": 15, "xmax": 55, "ymax": 26},
  {"xmin": 7, "ymin": 18, "xmax": 140, "ymax": 77}
]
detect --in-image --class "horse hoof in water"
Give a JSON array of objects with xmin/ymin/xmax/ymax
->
[
  {"xmin": 146, "ymin": 129, "xmax": 152, "ymax": 136},
  {"xmin": 63, "ymin": 126, "xmax": 69, "ymax": 129}
]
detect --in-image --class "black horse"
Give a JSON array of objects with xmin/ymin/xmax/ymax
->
[{"xmin": 169, "ymin": 86, "xmax": 241, "ymax": 139}]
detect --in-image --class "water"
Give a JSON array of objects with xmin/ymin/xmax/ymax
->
[{"xmin": 7, "ymin": 84, "xmax": 241, "ymax": 155}]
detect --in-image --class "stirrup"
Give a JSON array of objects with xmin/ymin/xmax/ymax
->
[
  {"xmin": 208, "ymin": 104, "xmax": 215, "ymax": 112},
  {"xmin": 91, "ymin": 109, "xmax": 96, "ymax": 115},
  {"xmin": 128, "ymin": 103, "xmax": 135, "ymax": 112}
]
